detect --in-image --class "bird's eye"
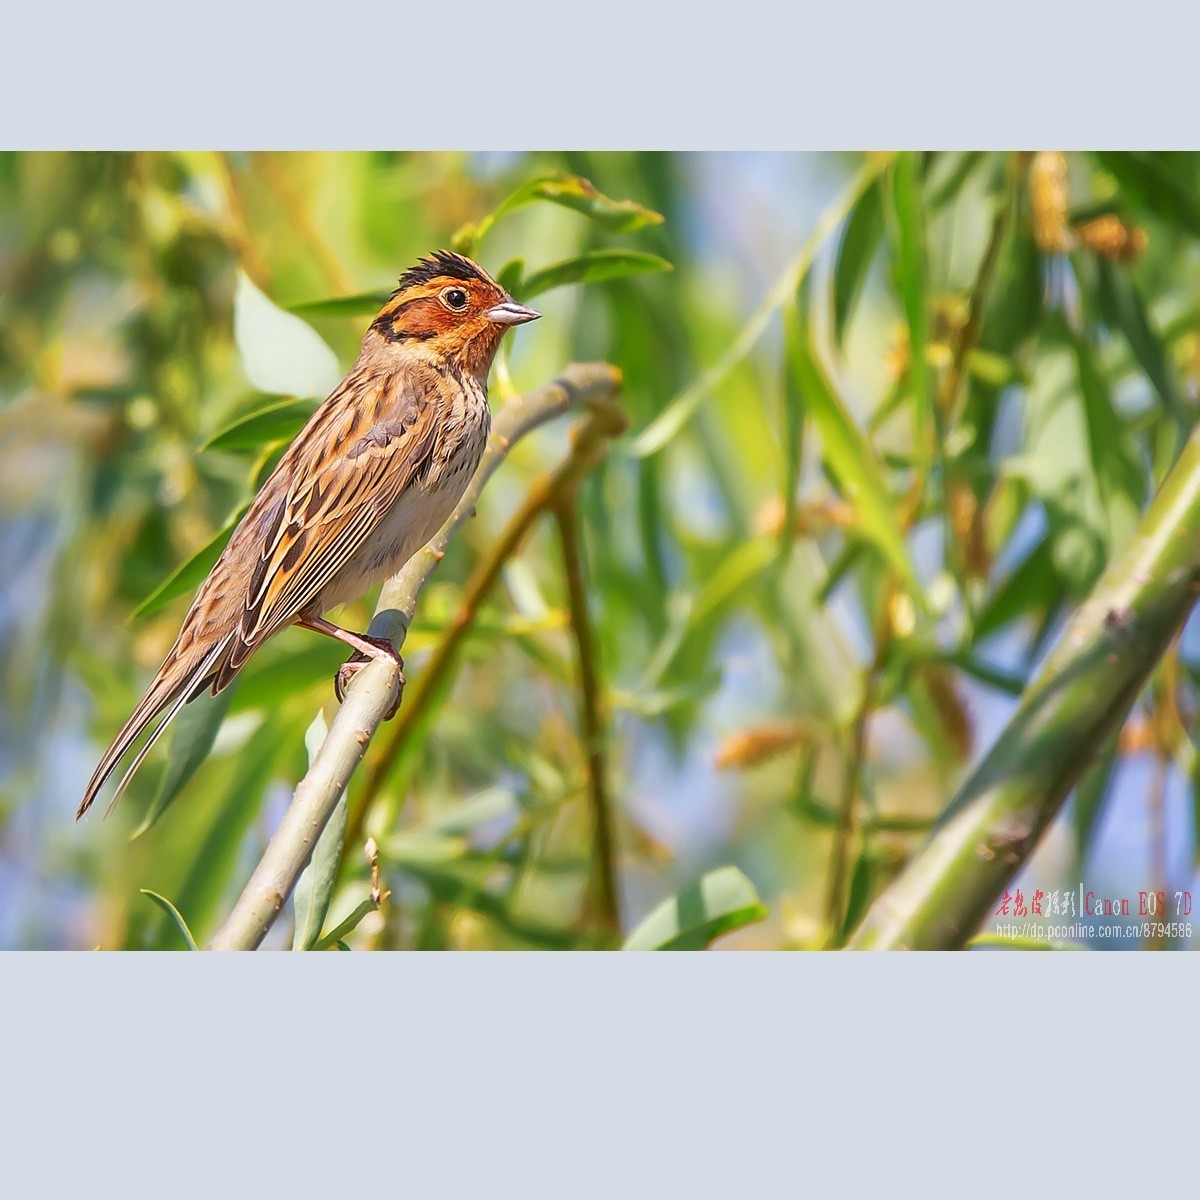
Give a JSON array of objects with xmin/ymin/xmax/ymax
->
[{"xmin": 442, "ymin": 288, "xmax": 469, "ymax": 311}]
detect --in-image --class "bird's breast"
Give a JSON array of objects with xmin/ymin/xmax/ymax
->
[{"xmin": 316, "ymin": 373, "xmax": 491, "ymax": 613}]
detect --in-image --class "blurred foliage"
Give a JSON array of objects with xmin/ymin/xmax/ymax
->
[{"xmin": 2, "ymin": 151, "xmax": 1199, "ymax": 950}]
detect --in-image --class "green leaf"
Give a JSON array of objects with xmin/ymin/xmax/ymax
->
[
  {"xmin": 132, "ymin": 686, "xmax": 236, "ymax": 838},
  {"xmin": 520, "ymin": 250, "xmax": 672, "ymax": 300},
  {"xmin": 133, "ymin": 505, "xmax": 248, "ymax": 619},
  {"xmin": 832, "ymin": 179, "xmax": 884, "ymax": 346},
  {"xmin": 926, "ymin": 151, "xmax": 988, "ymax": 211},
  {"xmin": 840, "ymin": 849, "xmax": 877, "ymax": 942},
  {"xmin": 396, "ymin": 859, "xmax": 576, "ymax": 948},
  {"xmin": 234, "ymin": 271, "xmax": 341, "ymax": 398},
  {"xmin": 231, "ymin": 644, "xmax": 337, "ymax": 711},
  {"xmin": 1011, "ymin": 326, "xmax": 1109, "ymax": 593},
  {"xmin": 968, "ymin": 934, "xmax": 1088, "ymax": 951},
  {"xmin": 887, "ymin": 153, "xmax": 932, "ymax": 445},
  {"xmin": 779, "ymin": 293, "xmax": 809, "ymax": 560},
  {"xmin": 1072, "ymin": 736, "xmax": 1120, "ymax": 869},
  {"xmin": 1093, "ymin": 258, "xmax": 1189, "ymax": 425},
  {"xmin": 1068, "ymin": 324, "xmax": 1145, "ymax": 549},
  {"xmin": 496, "ymin": 257, "xmax": 525, "ymax": 296},
  {"xmin": 289, "ymin": 290, "xmax": 391, "ymax": 319},
  {"xmin": 415, "ymin": 786, "xmax": 520, "ymax": 836},
  {"xmin": 382, "ymin": 831, "xmax": 468, "ymax": 865},
  {"xmin": 622, "ymin": 866, "xmax": 769, "ymax": 950},
  {"xmin": 314, "ymin": 898, "xmax": 377, "ymax": 950},
  {"xmin": 525, "ymin": 175, "xmax": 664, "ymax": 231},
  {"xmin": 160, "ymin": 724, "xmax": 286, "ymax": 947},
  {"xmin": 292, "ymin": 711, "xmax": 347, "ymax": 950},
  {"xmin": 202, "ymin": 397, "xmax": 316, "ymax": 453},
  {"xmin": 974, "ymin": 533, "xmax": 1060, "ymax": 642},
  {"xmin": 789, "ymin": 310, "xmax": 924, "ymax": 603},
  {"xmin": 462, "ymin": 173, "xmax": 665, "ymax": 253},
  {"xmin": 1094, "ymin": 151, "xmax": 1200, "ymax": 240},
  {"xmin": 139, "ymin": 889, "xmax": 198, "ymax": 950},
  {"xmin": 632, "ymin": 154, "xmax": 892, "ymax": 457},
  {"xmin": 1013, "ymin": 315, "xmax": 1145, "ymax": 595}
]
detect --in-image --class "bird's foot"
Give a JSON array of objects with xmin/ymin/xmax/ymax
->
[{"xmin": 334, "ymin": 636, "xmax": 405, "ymax": 720}]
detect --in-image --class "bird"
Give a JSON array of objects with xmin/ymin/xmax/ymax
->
[{"xmin": 78, "ymin": 250, "xmax": 540, "ymax": 819}]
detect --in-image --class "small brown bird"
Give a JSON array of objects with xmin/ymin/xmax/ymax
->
[{"xmin": 79, "ymin": 250, "xmax": 539, "ymax": 818}]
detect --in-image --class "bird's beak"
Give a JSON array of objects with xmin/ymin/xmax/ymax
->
[{"xmin": 486, "ymin": 299, "xmax": 541, "ymax": 326}]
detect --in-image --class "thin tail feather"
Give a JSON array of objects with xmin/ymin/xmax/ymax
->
[{"xmin": 77, "ymin": 636, "xmax": 231, "ymax": 819}]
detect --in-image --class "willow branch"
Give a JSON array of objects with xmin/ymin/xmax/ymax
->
[
  {"xmin": 848, "ymin": 424, "xmax": 1200, "ymax": 950},
  {"xmin": 823, "ymin": 578, "xmax": 894, "ymax": 946},
  {"xmin": 208, "ymin": 362, "xmax": 623, "ymax": 950},
  {"xmin": 554, "ymin": 500, "xmax": 621, "ymax": 943}
]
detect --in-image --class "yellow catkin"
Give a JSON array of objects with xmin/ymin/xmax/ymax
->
[{"xmin": 1030, "ymin": 151, "xmax": 1072, "ymax": 254}]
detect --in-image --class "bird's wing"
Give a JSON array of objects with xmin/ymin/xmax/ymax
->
[
  {"xmin": 77, "ymin": 369, "xmax": 444, "ymax": 819},
  {"xmin": 213, "ymin": 370, "xmax": 443, "ymax": 685}
]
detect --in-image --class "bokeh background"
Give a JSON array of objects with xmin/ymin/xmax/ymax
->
[{"xmin": 2, "ymin": 150, "xmax": 1198, "ymax": 950}]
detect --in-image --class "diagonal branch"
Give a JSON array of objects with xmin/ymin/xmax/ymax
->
[
  {"xmin": 848, "ymin": 423, "xmax": 1200, "ymax": 950},
  {"xmin": 207, "ymin": 362, "xmax": 623, "ymax": 950},
  {"xmin": 553, "ymin": 499, "xmax": 621, "ymax": 943}
]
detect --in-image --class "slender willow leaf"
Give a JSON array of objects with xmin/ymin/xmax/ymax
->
[
  {"xmin": 1015, "ymin": 328, "xmax": 1112, "ymax": 592},
  {"xmin": 315, "ymin": 898, "xmax": 377, "ymax": 950},
  {"xmin": 521, "ymin": 250, "xmax": 672, "ymax": 300},
  {"xmin": 526, "ymin": 176, "xmax": 664, "ymax": 231},
  {"xmin": 139, "ymin": 889, "xmax": 198, "ymax": 950},
  {"xmin": 382, "ymin": 831, "xmax": 469, "ymax": 865},
  {"xmin": 415, "ymin": 786, "xmax": 520, "ymax": 836},
  {"xmin": 232, "ymin": 644, "xmax": 337, "ymax": 710},
  {"xmin": 1072, "ymin": 737, "xmax": 1121, "ymax": 870},
  {"xmin": 234, "ymin": 271, "xmax": 341, "ymax": 398},
  {"xmin": 779, "ymin": 294, "xmax": 809, "ymax": 558},
  {"xmin": 134, "ymin": 505, "xmax": 248, "ymax": 618},
  {"xmin": 840, "ymin": 850, "xmax": 877, "ymax": 943},
  {"xmin": 293, "ymin": 712, "xmax": 349, "ymax": 950},
  {"xmin": 623, "ymin": 866, "xmax": 768, "ymax": 950},
  {"xmin": 632, "ymin": 155, "xmax": 893, "ymax": 456},
  {"xmin": 290, "ymin": 291, "xmax": 390, "ymax": 318},
  {"xmin": 927, "ymin": 151, "xmax": 988, "ymax": 211},
  {"xmin": 397, "ymin": 859, "xmax": 576, "ymax": 948},
  {"xmin": 1069, "ymin": 325, "xmax": 1145, "ymax": 550},
  {"xmin": 968, "ymin": 934, "xmax": 1087, "ymax": 951},
  {"xmin": 457, "ymin": 173, "xmax": 665, "ymax": 252},
  {"xmin": 161, "ymin": 724, "xmax": 285, "ymax": 947},
  {"xmin": 496, "ymin": 257, "xmax": 524, "ymax": 296},
  {"xmin": 938, "ymin": 650, "xmax": 1027, "ymax": 697},
  {"xmin": 1093, "ymin": 258, "xmax": 1188, "ymax": 425},
  {"xmin": 888, "ymin": 153, "xmax": 932, "ymax": 445},
  {"xmin": 692, "ymin": 539, "xmax": 777, "ymax": 623},
  {"xmin": 789, "ymin": 311, "xmax": 924, "ymax": 602},
  {"xmin": 202, "ymin": 397, "xmax": 316, "ymax": 453},
  {"xmin": 132, "ymin": 686, "xmax": 236, "ymax": 838},
  {"xmin": 974, "ymin": 533, "xmax": 1059, "ymax": 641},
  {"xmin": 831, "ymin": 179, "xmax": 884, "ymax": 346}
]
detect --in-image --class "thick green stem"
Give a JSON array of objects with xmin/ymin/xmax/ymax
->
[{"xmin": 849, "ymin": 426, "xmax": 1200, "ymax": 950}]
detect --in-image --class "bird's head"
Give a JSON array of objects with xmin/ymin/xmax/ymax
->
[{"xmin": 367, "ymin": 250, "xmax": 540, "ymax": 380}]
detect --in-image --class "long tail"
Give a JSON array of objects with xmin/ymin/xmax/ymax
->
[{"xmin": 77, "ymin": 635, "xmax": 232, "ymax": 820}]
